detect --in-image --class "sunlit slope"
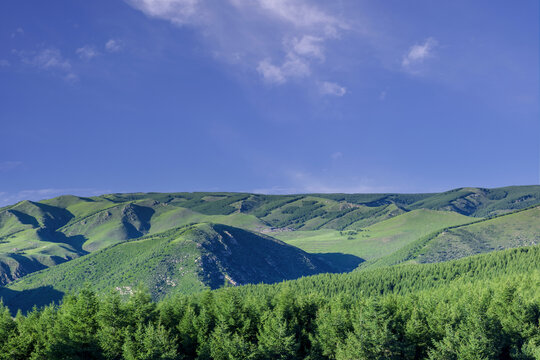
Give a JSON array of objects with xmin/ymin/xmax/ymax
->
[
  {"xmin": 363, "ymin": 205, "xmax": 540, "ymax": 269},
  {"xmin": 1, "ymin": 223, "xmax": 339, "ymax": 311},
  {"xmin": 0, "ymin": 186, "xmax": 539, "ymax": 284},
  {"xmin": 0, "ymin": 196, "xmax": 269, "ymax": 284},
  {"xmin": 416, "ymin": 205, "xmax": 540, "ymax": 263},
  {"xmin": 276, "ymin": 209, "xmax": 474, "ymax": 260}
]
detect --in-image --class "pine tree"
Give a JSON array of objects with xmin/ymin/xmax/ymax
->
[
  {"xmin": 257, "ymin": 310, "xmax": 298, "ymax": 360},
  {"xmin": 123, "ymin": 323, "xmax": 178, "ymax": 360}
]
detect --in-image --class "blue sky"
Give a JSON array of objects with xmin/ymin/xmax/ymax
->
[{"xmin": 0, "ymin": 0, "xmax": 538, "ymax": 205}]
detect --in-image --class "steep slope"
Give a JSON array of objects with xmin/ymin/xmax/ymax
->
[
  {"xmin": 415, "ymin": 205, "xmax": 540, "ymax": 263},
  {"xmin": 0, "ymin": 197, "xmax": 267, "ymax": 284},
  {"xmin": 363, "ymin": 205, "xmax": 540, "ymax": 269},
  {"xmin": 1, "ymin": 223, "xmax": 350, "ymax": 311}
]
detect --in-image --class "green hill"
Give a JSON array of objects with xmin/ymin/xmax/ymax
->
[
  {"xmin": 363, "ymin": 205, "xmax": 540, "ymax": 269},
  {"xmin": 1, "ymin": 223, "xmax": 352, "ymax": 311},
  {"xmin": 1, "ymin": 244, "xmax": 538, "ymax": 359},
  {"xmin": 0, "ymin": 185, "xmax": 538, "ymax": 286},
  {"xmin": 415, "ymin": 205, "xmax": 540, "ymax": 263},
  {"xmin": 275, "ymin": 209, "xmax": 474, "ymax": 260}
]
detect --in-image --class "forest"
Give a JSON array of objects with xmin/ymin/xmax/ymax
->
[{"xmin": 1, "ymin": 245, "xmax": 538, "ymax": 360}]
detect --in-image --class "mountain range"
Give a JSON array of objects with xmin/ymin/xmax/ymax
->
[{"xmin": 0, "ymin": 185, "xmax": 539, "ymax": 312}]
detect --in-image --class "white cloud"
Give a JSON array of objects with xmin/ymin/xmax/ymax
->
[
  {"xmin": 319, "ymin": 81, "xmax": 346, "ymax": 96},
  {"xmin": 402, "ymin": 37, "xmax": 438, "ymax": 69},
  {"xmin": 379, "ymin": 91, "xmax": 387, "ymax": 100},
  {"xmin": 126, "ymin": 0, "xmax": 201, "ymax": 25},
  {"xmin": 248, "ymin": 0, "xmax": 343, "ymax": 30},
  {"xmin": 0, "ymin": 59, "xmax": 10, "ymax": 67},
  {"xmin": 257, "ymin": 60, "xmax": 286, "ymax": 84},
  {"xmin": 105, "ymin": 39, "xmax": 123, "ymax": 52},
  {"xmin": 26, "ymin": 48, "xmax": 71, "ymax": 71},
  {"xmin": 290, "ymin": 35, "xmax": 324, "ymax": 60},
  {"xmin": 18, "ymin": 48, "xmax": 77, "ymax": 81},
  {"xmin": 125, "ymin": 0, "xmax": 346, "ymax": 88},
  {"xmin": 257, "ymin": 53, "xmax": 310, "ymax": 84},
  {"xmin": 76, "ymin": 45, "xmax": 99, "ymax": 60}
]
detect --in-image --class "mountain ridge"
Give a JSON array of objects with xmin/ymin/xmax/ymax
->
[{"xmin": 0, "ymin": 185, "xmax": 539, "ymax": 311}]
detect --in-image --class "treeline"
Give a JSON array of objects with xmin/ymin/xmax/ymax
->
[{"xmin": 1, "ymin": 247, "xmax": 539, "ymax": 359}]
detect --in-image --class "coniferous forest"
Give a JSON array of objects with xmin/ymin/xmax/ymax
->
[{"xmin": 1, "ymin": 245, "xmax": 539, "ymax": 360}]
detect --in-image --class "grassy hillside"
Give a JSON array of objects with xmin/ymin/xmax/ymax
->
[
  {"xmin": 275, "ymin": 209, "xmax": 474, "ymax": 260},
  {"xmin": 416, "ymin": 205, "xmax": 540, "ymax": 263},
  {"xmin": 0, "ymin": 185, "xmax": 538, "ymax": 285},
  {"xmin": 1, "ymin": 244, "xmax": 538, "ymax": 359},
  {"xmin": 1, "ymin": 223, "xmax": 349, "ymax": 312},
  {"xmin": 363, "ymin": 205, "xmax": 540, "ymax": 269}
]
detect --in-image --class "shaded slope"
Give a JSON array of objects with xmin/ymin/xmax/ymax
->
[
  {"xmin": 1, "ymin": 224, "xmax": 351, "ymax": 312},
  {"xmin": 241, "ymin": 244, "xmax": 540, "ymax": 299}
]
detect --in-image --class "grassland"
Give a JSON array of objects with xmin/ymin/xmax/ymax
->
[{"xmin": 275, "ymin": 209, "xmax": 474, "ymax": 260}]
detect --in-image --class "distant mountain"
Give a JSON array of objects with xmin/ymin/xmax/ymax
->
[{"xmin": 0, "ymin": 185, "xmax": 539, "ymax": 285}]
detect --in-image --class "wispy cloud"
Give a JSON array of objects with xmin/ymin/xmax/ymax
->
[
  {"xmin": 252, "ymin": 170, "xmax": 395, "ymax": 194},
  {"xmin": 0, "ymin": 188, "xmax": 110, "ymax": 207},
  {"xmin": 257, "ymin": 55, "xmax": 310, "ymax": 84},
  {"xmin": 17, "ymin": 48, "xmax": 77, "ymax": 81},
  {"xmin": 105, "ymin": 39, "xmax": 123, "ymax": 52},
  {"xmin": 126, "ymin": 0, "xmax": 201, "ymax": 25},
  {"xmin": 319, "ymin": 81, "xmax": 346, "ymax": 96},
  {"xmin": 25, "ymin": 48, "xmax": 71, "ymax": 70},
  {"xmin": 330, "ymin": 151, "xmax": 343, "ymax": 160},
  {"xmin": 125, "ymin": 0, "xmax": 347, "ymax": 90},
  {"xmin": 288, "ymin": 171, "xmax": 391, "ymax": 193},
  {"xmin": 290, "ymin": 35, "xmax": 325, "ymax": 60},
  {"xmin": 0, "ymin": 60, "xmax": 10, "ymax": 67},
  {"xmin": 76, "ymin": 45, "xmax": 99, "ymax": 60},
  {"xmin": 242, "ymin": 0, "xmax": 343, "ymax": 30},
  {"xmin": 402, "ymin": 37, "xmax": 438, "ymax": 71},
  {"xmin": 0, "ymin": 161, "xmax": 22, "ymax": 172},
  {"xmin": 11, "ymin": 27, "xmax": 24, "ymax": 38}
]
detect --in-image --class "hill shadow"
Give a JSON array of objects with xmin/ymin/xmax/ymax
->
[
  {"xmin": 0, "ymin": 285, "xmax": 64, "ymax": 315},
  {"xmin": 32, "ymin": 202, "xmax": 75, "ymax": 229},
  {"xmin": 315, "ymin": 253, "xmax": 365, "ymax": 273},
  {"xmin": 8, "ymin": 209, "xmax": 40, "ymax": 227},
  {"xmin": 122, "ymin": 204, "xmax": 156, "ymax": 238},
  {"xmin": 37, "ymin": 231, "xmax": 89, "ymax": 255}
]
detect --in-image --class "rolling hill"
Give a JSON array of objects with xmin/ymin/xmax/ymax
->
[
  {"xmin": 2, "ymin": 243, "xmax": 539, "ymax": 358},
  {"xmin": 362, "ymin": 205, "xmax": 540, "ymax": 269},
  {"xmin": 0, "ymin": 186, "xmax": 539, "ymax": 286},
  {"xmin": 0, "ymin": 223, "xmax": 355, "ymax": 312},
  {"xmin": 275, "ymin": 209, "xmax": 474, "ymax": 260}
]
